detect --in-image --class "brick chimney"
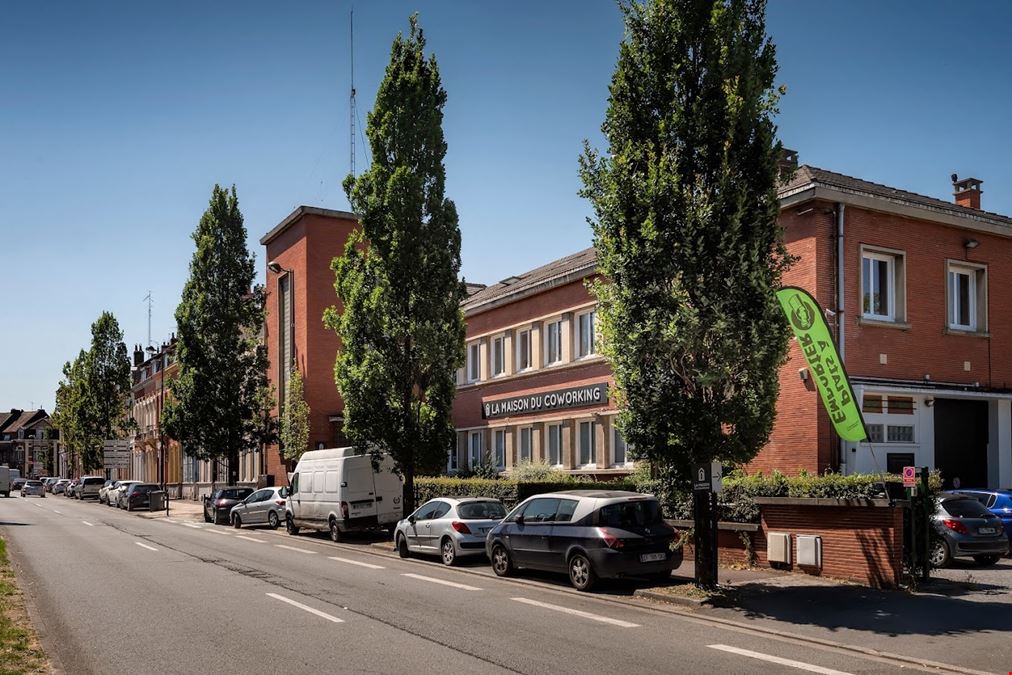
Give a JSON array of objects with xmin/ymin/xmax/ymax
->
[
  {"xmin": 952, "ymin": 174, "xmax": 983, "ymax": 210},
  {"xmin": 133, "ymin": 344, "xmax": 145, "ymax": 367}
]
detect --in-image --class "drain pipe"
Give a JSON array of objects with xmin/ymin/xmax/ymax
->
[{"xmin": 836, "ymin": 203, "xmax": 847, "ymax": 472}]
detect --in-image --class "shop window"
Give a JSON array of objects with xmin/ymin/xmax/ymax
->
[
  {"xmin": 494, "ymin": 429, "xmax": 506, "ymax": 468},
  {"xmin": 546, "ymin": 424, "xmax": 563, "ymax": 466},
  {"xmin": 468, "ymin": 431, "xmax": 483, "ymax": 468},
  {"xmin": 862, "ymin": 394, "xmax": 883, "ymax": 414},
  {"xmin": 448, "ymin": 441, "xmax": 458, "ymax": 472},
  {"xmin": 887, "ymin": 425, "xmax": 915, "ymax": 443},
  {"xmin": 578, "ymin": 421, "xmax": 596, "ymax": 466},
  {"xmin": 612, "ymin": 425, "xmax": 629, "ymax": 466},
  {"xmin": 519, "ymin": 427, "xmax": 532, "ymax": 462},
  {"xmin": 887, "ymin": 397, "xmax": 914, "ymax": 415}
]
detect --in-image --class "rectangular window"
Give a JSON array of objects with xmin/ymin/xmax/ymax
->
[
  {"xmin": 578, "ymin": 421, "xmax": 596, "ymax": 466},
  {"xmin": 887, "ymin": 425, "xmax": 915, "ymax": 443},
  {"xmin": 518, "ymin": 329, "xmax": 531, "ymax": 371},
  {"xmin": 886, "ymin": 397, "xmax": 914, "ymax": 415},
  {"xmin": 448, "ymin": 441, "xmax": 458, "ymax": 472},
  {"xmin": 862, "ymin": 394, "xmax": 883, "ymax": 414},
  {"xmin": 866, "ymin": 424, "xmax": 884, "ymax": 444},
  {"xmin": 469, "ymin": 431, "xmax": 483, "ymax": 468},
  {"xmin": 862, "ymin": 251, "xmax": 896, "ymax": 321},
  {"xmin": 493, "ymin": 336, "xmax": 505, "ymax": 376},
  {"xmin": 278, "ymin": 274, "xmax": 293, "ymax": 412},
  {"xmin": 546, "ymin": 320, "xmax": 563, "ymax": 365},
  {"xmin": 547, "ymin": 424, "xmax": 563, "ymax": 466},
  {"xmin": 494, "ymin": 429, "xmax": 506, "ymax": 468},
  {"xmin": 947, "ymin": 262, "xmax": 985, "ymax": 332},
  {"xmin": 578, "ymin": 310, "xmax": 596, "ymax": 357},
  {"xmin": 519, "ymin": 427, "xmax": 532, "ymax": 462},
  {"xmin": 612, "ymin": 425, "xmax": 629, "ymax": 466},
  {"xmin": 467, "ymin": 343, "xmax": 480, "ymax": 382}
]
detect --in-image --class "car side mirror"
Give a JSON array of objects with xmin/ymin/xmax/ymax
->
[
  {"xmin": 515, "ymin": 514, "xmax": 524, "ymax": 525},
  {"xmin": 408, "ymin": 514, "xmax": 416, "ymax": 524}
]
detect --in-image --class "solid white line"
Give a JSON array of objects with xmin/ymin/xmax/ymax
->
[
  {"xmin": 236, "ymin": 535, "xmax": 266, "ymax": 543},
  {"xmin": 511, "ymin": 597, "xmax": 639, "ymax": 628},
  {"xmin": 135, "ymin": 542, "xmax": 158, "ymax": 552},
  {"xmin": 204, "ymin": 528, "xmax": 231, "ymax": 536},
  {"xmin": 328, "ymin": 556, "xmax": 385, "ymax": 570},
  {"xmin": 275, "ymin": 544, "xmax": 317, "ymax": 554},
  {"xmin": 81, "ymin": 521, "xmax": 94, "ymax": 527},
  {"xmin": 708, "ymin": 645, "xmax": 853, "ymax": 675},
  {"xmin": 266, "ymin": 593, "xmax": 343, "ymax": 623},
  {"xmin": 182, "ymin": 523, "xmax": 203, "ymax": 529},
  {"xmin": 401, "ymin": 573, "xmax": 481, "ymax": 591}
]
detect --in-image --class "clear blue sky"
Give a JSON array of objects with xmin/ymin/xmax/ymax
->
[{"xmin": 3, "ymin": 1, "xmax": 1012, "ymax": 411}]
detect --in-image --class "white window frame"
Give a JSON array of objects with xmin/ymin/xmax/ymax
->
[
  {"xmin": 611, "ymin": 424, "xmax": 631, "ymax": 467},
  {"xmin": 468, "ymin": 431, "xmax": 483, "ymax": 468},
  {"xmin": 467, "ymin": 342, "xmax": 481, "ymax": 383},
  {"xmin": 947, "ymin": 262, "xmax": 984, "ymax": 332},
  {"xmin": 862, "ymin": 250, "xmax": 896, "ymax": 321},
  {"xmin": 493, "ymin": 428, "xmax": 506, "ymax": 468},
  {"xmin": 518, "ymin": 426, "xmax": 532, "ymax": 463},
  {"xmin": 545, "ymin": 319, "xmax": 563, "ymax": 365},
  {"xmin": 492, "ymin": 335, "xmax": 505, "ymax": 377},
  {"xmin": 516, "ymin": 328, "xmax": 532, "ymax": 372},
  {"xmin": 576, "ymin": 309, "xmax": 596, "ymax": 358},
  {"xmin": 546, "ymin": 423, "xmax": 563, "ymax": 467},
  {"xmin": 448, "ymin": 440, "xmax": 459, "ymax": 473},
  {"xmin": 578, "ymin": 420, "xmax": 596, "ymax": 467}
]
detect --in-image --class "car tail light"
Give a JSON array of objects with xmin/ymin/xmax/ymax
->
[
  {"xmin": 275, "ymin": 499, "xmax": 286, "ymax": 507},
  {"xmin": 216, "ymin": 499, "xmax": 228, "ymax": 507},
  {"xmin": 597, "ymin": 527, "xmax": 624, "ymax": 549},
  {"xmin": 943, "ymin": 519, "xmax": 968, "ymax": 535},
  {"xmin": 341, "ymin": 501, "xmax": 349, "ymax": 519},
  {"xmin": 451, "ymin": 521, "xmax": 472, "ymax": 534}
]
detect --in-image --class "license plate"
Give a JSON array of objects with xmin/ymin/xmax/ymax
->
[
  {"xmin": 979, "ymin": 527, "xmax": 997, "ymax": 535},
  {"xmin": 640, "ymin": 552, "xmax": 666, "ymax": 563}
]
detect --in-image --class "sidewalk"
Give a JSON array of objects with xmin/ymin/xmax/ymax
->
[{"xmin": 134, "ymin": 498, "xmax": 205, "ymax": 522}]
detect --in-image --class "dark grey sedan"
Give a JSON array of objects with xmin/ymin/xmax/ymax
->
[
  {"xmin": 204, "ymin": 487, "xmax": 254, "ymax": 525},
  {"xmin": 931, "ymin": 495, "xmax": 1008, "ymax": 568}
]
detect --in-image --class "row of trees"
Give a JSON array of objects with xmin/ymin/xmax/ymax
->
[{"xmin": 51, "ymin": 313, "xmax": 132, "ymax": 473}]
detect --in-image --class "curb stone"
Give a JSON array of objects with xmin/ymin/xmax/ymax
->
[{"xmin": 633, "ymin": 588, "xmax": 709, "ymax": 608}]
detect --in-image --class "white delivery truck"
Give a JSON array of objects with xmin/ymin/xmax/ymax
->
[
  {"xmin": 0, "ymin": 466, "xmax": 9, "ymax": 497},
  {"xmin": 285, "ymin": 447, "xmax": 403, "ymax": 542}
]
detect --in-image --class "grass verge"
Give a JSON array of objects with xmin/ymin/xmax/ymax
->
[{"xmin": 0, "ymin": 536, "xmax": 47, "ymax": 674}]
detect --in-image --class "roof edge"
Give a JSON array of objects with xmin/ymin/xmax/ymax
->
[
  {"xmin": 260, "ymin": 206, "xmax": 358, "ymax": 246},
  {"xmin": 463, "ymin": 263, "xmax": 598, "ymax": 317}
]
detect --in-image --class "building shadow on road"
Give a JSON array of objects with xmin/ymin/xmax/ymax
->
[{"xmin": 0, "ymin": 521, "xmax": 31, "ymax": 527}]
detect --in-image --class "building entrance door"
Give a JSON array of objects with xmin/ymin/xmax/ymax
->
[{"xmin": 933, "ymin": 398, "xmax": 989, "ymax": 489}]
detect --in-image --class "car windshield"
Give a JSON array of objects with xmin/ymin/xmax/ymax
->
[
  {"xmin": 219, "ymin": 489, "xmax": 251, "ymax": 500},
  {"xmin": 26, "ymin": 481, "xmax": 42, "ymax": 486},
  {"xmin": 598, "ymin": 499, "xmax": 663, "ymax": 528},
  {"xmin": 458, "ymin": 502, "xmax": 506, "ymax": 520},
  {"xmin": 942, "ymin": 499, "xmax": 993, "ymax": 518}
]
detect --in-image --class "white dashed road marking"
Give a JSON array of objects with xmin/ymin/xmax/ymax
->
[
  {"xmin": 328, "ymin": 557, "xmax": 385, "ymax": 570},
  {"xmin": 707, "ymin": 645, "xmax": 853, "ymax": 675},
  {"xmin": 275, "ymin": 544, "xmax": 317, "ymax": 554},
  {"xmin": 236, "ymin": 535, "xmax": 266, "ymax": 543},
  {"xmin": 266, "ymin": 593, "xmax": 344, "ymax": 623},
  {"xmin": 135, "ymin": 542, "xmax": 158, "ymax": 552},
  {"xmin": 511, "ymin": 598, "xmax": 639, "ymax": 628},
  {"xmin": 401, "ymin": 573, "xmax": 481, "ymax": 591},
  {"xmin": 82, "ymin": 521, "xmax": 94, "ymax": 527}
]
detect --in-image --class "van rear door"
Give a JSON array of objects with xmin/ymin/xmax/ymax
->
[
  {"xmin": 374, "ymin": 456, "xmax": 404, "ymax": 525},
  {"xmin": 343, "ymin": 457, "xmax": 378, "ymax": 522}
]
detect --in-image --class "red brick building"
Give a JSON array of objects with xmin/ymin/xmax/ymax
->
[{"xmin": 261, "ymin": 206, "xmax": 358, "ymax": 484}]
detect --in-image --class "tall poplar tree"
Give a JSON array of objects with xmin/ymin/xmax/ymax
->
[
  {"xmin": 580, "ymin": 0, "xmax": 791, "ymax": 481},
  {"xmin": 325, "ymin": 16, "xmax": 466, "ymax": 512},
  {"xmin": 82, "ymin": 312, "xmax": 132, "ymax": 471},
  {"xmin": 164, "ymin": 185, "xmax": 274, "ymax": 485},
  {"xmin": 280, "ymin": 369, "xmax": 310, "ymax": 461}
]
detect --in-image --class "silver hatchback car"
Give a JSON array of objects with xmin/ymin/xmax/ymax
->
[
  {"xmin": 395, "ymin": 497, "xmax": 507, "ymax": 565},
  {"xmin": 230, "ymin": 487, "xmax": 290, "ymax": 529}
]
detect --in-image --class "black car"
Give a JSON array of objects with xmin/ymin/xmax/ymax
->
[
  {"xmin": 486, "ymin": 490, "xmax": 680, "ymax": 591},
  {"xmin": 203, "ymin": 487, "xmax": 254, "ymax": 525},
  {"xmin": 123, "ymin": 483, "xmax": 159, "ymax": 511},
  {"xmin": 11, "ymin": 477, "xmax": 27, "ymax": 492}
]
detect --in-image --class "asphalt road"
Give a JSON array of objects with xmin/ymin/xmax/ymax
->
[{"xmin": 0, "ymin": 494, "xmax": 968, "ymax": 675}]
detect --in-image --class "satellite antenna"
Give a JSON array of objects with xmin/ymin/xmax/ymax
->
[
  {"xmin": 349, "ymin": 8, "xmax": 357, "ymax": 179},
  {"xmin": 143, "ymin": 291, "xmax": 153, "ymax": 347}
]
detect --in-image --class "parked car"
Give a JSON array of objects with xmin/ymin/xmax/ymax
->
[
  {"xmin": 106, "ymin": 481, "xmax": 140, "ymax": 507},
  {"xmin": 285, "ymin": 447, "xmax": 403, "ymax": 541},
  {"xmin": 486, "ymin": 490, "xmax": 680, "ymax": 591},
  {"xmin": 930, "ymin": 495, "xmax": 1009, "ymax": 568},
  {"xmin": 230, "ymin": 487, "xmax": 290, "ymax": 529},
  {"xmin": 0, "ymin": 467, "xmax": 9, "ymax": 498},
  {"xmin": 43, "ymin": 477, "xmax": 58, "ymax": 493},
  {"xmin": 121, "ymin": 483, "xmax": 158, "ymax": 511},
  {"xmin": 396, "ymin": 498, "xmax": 507, "ymax": 565},
  {"xmin": 11, "ymin": 477, "xmax": 27, "ymax": 492},
  {"xmin": 65, "ymin": 479, "xmax": 80, "ymax": 498},
  {"xmin": 20, "ymin": 480, "xmax": 45, "ymax": 498},
  {"xmin": 949, "ymin": 489, "xmax": 1012, "ymax": 546},
  {"xmin": 77, "ymin": 476, "xmax": 106, "ymax": 500},
  {"xmin": 98, "ymin": 480, "xmax": 115, "ymax": 503},
  {"xmin": 203, "ymin": 487, "xmax": 254, "ymax": 525},
  {"xmin": 53, "ymin": 479, "xmax": 70, "ymax": 495}
]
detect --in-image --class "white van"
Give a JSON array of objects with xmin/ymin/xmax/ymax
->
[{"xmin": 286, "ymin": 447, "xmax": 403, "ymax": 541}]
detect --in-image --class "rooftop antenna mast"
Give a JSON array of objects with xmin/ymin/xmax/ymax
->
[
  {"xmin": 350, "ymin": 8, "xmax": 357, "ymax": 179},
  {"xmin": 143, "ymin": 291, "xmax": 153, "ymax": 348}
]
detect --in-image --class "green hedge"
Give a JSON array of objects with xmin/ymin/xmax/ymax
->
[{"xmin": 414, "ymin": 477, "xmax": 638, "ymax": 509}]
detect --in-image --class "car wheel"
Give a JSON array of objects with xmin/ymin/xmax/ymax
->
[
  {"xmin": 491, "ymin": 544, "xmax": 513, "ymax": 577},
  {"xmin": 268, "ymin": 511, "xmax": 280, "ymax": 529},
  {"xmin": 397, "ymin": 534, "xmax": 410, "ymax": 559},
  {"xmin": 441, "ymin": 537, "xmax": 457, "ymax": 566},
  {"xmin": 286, "ymin": 515, "xmax": 300, "ymax": 536},
  {"xmin": 329, "ymin": 519, "xmax": 342, "ymax": 543},
  {"xmin": 233, "ymin": 515, "xmax": 242, "ymax": 529},
  {"xmin": 930, "ymin": 539, "xmax": 952, "ymax": 569},
  {"xmin": 973, "ymin": 554, "xmax": 1001, "ymax": 566},
  {"xmin": 126, "ymin": 502, "xmax": 133, "ymax": 512},
  {"xmin": 568, "ymin": 553, "xmax": 597, "ymax": 592}
]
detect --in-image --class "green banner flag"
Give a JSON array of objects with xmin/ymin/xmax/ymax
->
[{"xmin": 776, "ymin": 286, "xmax": 867, "ymax": 442}]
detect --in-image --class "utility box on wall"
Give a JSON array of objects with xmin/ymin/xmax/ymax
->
[
  {"xmin": 797, "ymin": 534, "xmax": 822, "ymax": 568},
  {"xmin": 767, "ymin": 532, "xmax": 791, "ymax": 564}
]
